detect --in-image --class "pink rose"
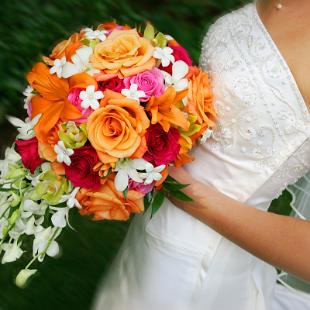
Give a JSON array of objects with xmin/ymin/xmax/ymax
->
[
  {"xmin": 67, "ymin": 88, "xmax": 92, "ymax": 123},
  {"xmin": 143, "ymin": 123, "xmax": 180, "ymax": 166},
  {"xmin": 123, "ymin": 68, "xmax": 164, "ymax": 102},
  {"xmin": 128, "ymin": 179, "xmax": 154, "ymax": 194},
  {"xmin": 15, "ymin": 137, "xmax": 44, "ymax": 173},
  {"xmin": 98, "ymin": 77, "xmax": 124, "ymax": 93},
  {"xmin": 64, "ymin": 145, "xmax": 100, "ymax": 189},
  {"xmin": 160, "ymin": 45, "xmax": 193, "ymax": 74}
]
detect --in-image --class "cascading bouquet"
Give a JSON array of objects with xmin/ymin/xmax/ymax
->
[{"xmin": 0, "ymin": 21, "xmax": 215, "ymax": 287}]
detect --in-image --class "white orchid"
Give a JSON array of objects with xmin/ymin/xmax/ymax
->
[
  {"xmin": 0, "ymin": 146, "xmax": 22, "ymax": 180},
  {"xmin": 23, "ymin": 85, "xmax": 34, "ymax": 111},
  {"xmin": 33, "ymin": 227, "xmax": 60, "ymax": 262},
  {"xmin": 1, "ymin": 240, "xmax": 24, "ymax": 264},
  {"xmin": 153, "ymin": 46, "xmax": 175, "ymax": 67},
  {"xmin": 51, "ymin": 187, "xmax": 81, "ymax": 229},
  {"xmin": 114, "ymin": 158, "xmax": 148, "ymax": 192},
  {"xmin": 82, "ymin": 27, "xmax": 108, "ymax": 41},
  {"xmin": 61, "ymin": 46, "xmax": 99, "ymax": 78},
  {"xmin": 121, "ymin": 83, "xmax": 146, "ymax": 101},
  {"xmin": 15, "ymin": 269, "xmax": 37, "ymax": 288},
  {"xmin": 139, "ymin": 162, "xmax": 166, "ymax": 185},
  {"xmin": 49, "ymin": 56, "xmax": 66, "ymax": 78},
  {"xmin": 7, "ymin": 114, "xmax": 41, "ymax": 140},
  {"xmin": 79, "ymin": 85, "xmax": 104, "ymax": 110},
  {"xmin": 199, "ymin": 128, "xmax": 213, "ymax": 144},
  {"xmin": 54, "ymin": 141, "xmax": 74, "ymax": 166},
  {"xmin": 161, "ymin": 60, "xmax": 189, "ymax": 91}
]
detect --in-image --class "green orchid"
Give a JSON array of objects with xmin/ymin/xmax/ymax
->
[{"xmin": 58, "ymin": 121, "xmax": 88, "ymax": 149}]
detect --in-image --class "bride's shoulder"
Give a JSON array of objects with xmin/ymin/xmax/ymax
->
[{"xmin": 199, "ymin": 3, "xmax": 254, "ymax": 67}]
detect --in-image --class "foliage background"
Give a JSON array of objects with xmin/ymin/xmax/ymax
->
[{"xmin": 0, "ymin": 0, "xmax": 299, "ymax": 309}]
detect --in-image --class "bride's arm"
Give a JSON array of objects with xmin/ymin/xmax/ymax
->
[{"xmin": 167, "ymin": 166, "xmax": 310, "ymax": 283}]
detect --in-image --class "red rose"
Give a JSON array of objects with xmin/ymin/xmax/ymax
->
[
  {"xmin": 98, "ymin": 77, "xmax": 124, "ymax": 93},
  {"xmin": 160, "ymin": 44, "xmax": 193, "ymax": 74},
  {"xmin": 64, "ymin": 145, "xmax": 100, "ymax": 189},
  {"xmin": 15, "ymin": 137, "xmax": 43, "ymax": 173},
  {"xmin": 143, "ymin": 123, "xmax": 180, "ymax": 166}
]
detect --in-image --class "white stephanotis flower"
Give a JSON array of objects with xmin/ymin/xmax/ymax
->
[
  {"xmin": 7, "ymin": 114, "xmax": 41, "ymax": 140},
  {"xmin": 59, "ymin": 187, "xmax": 82, "ymax": 209},
  {"xmin": 1, "ymin": 240, "xmax": 24, "ymax": 264},
  {"xmin": 33, "ymin": 226, "xmax": 60, "ymax": 262},
  {"xmin": 61, "ymin": 46, "xmax": 99, "ymax": 78},
  {"xmin": 161, "ymin": 60, "xmax": 189, "ymax": 92},
  {"xmin": 23, "ymin": 85, "xmax": 34, "ymax": 110},
  {"xmin": 139, "ymin": 162, "xmax": 166, "ymax": 185},
  {"xmin": 54, "ymin": 141, "xmax": 74, "ymax": 166},
  {"xmin": 153, "ymin": 46, "xmax": 175, "ymax": 67},
  {"xmin": 82, "ymin": 27, "xmax": 108, "ymax": 42},
  {"xmin": 79, "ymin": 85, "xmax": 104, "ymax": 110},
  {"xmin": 121, "ymin": 84, "xmax": 146, "ymax": 102},
  {"xmin": 114, "ymin": 158, "xmax": 148, "ymax": 192},
  {"xmin": 49, "ymin": 56, "xmax": 66, "ymax": 78}
]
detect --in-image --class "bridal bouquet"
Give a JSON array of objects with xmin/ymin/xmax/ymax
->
[{"xmin": 0, "ymin": 21, "xmax": 215, "ymax": 287}]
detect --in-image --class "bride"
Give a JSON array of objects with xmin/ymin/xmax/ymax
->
[{"xmin": 92, "ymin": 0, "xmax": 310, "ymax": 309}]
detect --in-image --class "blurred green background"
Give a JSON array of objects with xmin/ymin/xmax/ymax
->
[{"xmin": 0, "ymin": 0, "xmax": 298, "ymax": 309}]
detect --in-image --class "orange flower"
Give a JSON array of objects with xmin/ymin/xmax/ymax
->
[
  {"xmin": 97, "ymin": 21, "xmax": 131, "ymax": 31},
  {"xmin": 87, "ymin": 90, "xmax": 150, "ymax": 163},
  {"xmin": 90, "ymin": 29, "xmax": 155, "ymax": 77},
  {"xmin": 145, "ymin": 86, "xmax": 190, "ymax": 132},
  {"xmin": 27, "ymin": 63, "xmax": 96, "ymax": 145},
  {"xmin": 77, "ymin": 176, "xmax": 144, "ymax": 221},
  {"xmin": 186, "ymin": 66, "xmax": 215, "ymax": 126}
]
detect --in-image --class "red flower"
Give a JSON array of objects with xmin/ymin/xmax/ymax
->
[
  {"xmin": 15, "ymin": 137, "xmax": 43, "ymax": 173},
  {"xmin": 160, "ymin": 45, "xmax": 193, "ymax": 74},
  {"xmin": 98, "ymin": 77, "xmax": 124, "ymax": 93},
  {"xmin": 64, "ymin": 145, "xmax": 100, "ymax": 189},
  {"xmin": 143, "ymin": 123, "xmax": 180, "ymax": 166}
]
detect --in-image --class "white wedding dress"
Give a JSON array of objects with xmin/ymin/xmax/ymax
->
[{"xmin": 92, "ymin": 3, "xmax": 310, "ymax": 310}]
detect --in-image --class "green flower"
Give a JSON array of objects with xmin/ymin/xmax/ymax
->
[
  {"xmin": 4, "ymin": 163, "xmax": 26, "ymax": 180},
  {"xmin": 58, "ymin": 121, "xmax": 87, "ymax": 149}
]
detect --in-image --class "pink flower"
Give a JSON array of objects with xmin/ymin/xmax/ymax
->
[
  {"xmin": 128, "ymin": 179, "xmax": 154, "ymax": 194},
  {"xmin": 15, "ymin": 137, "xmax": 44, "ymax": 173},
  {"xmin": 123, "ymin": 68, "xmax": 164, "ymax": 102},
  {"xmin": 64, "ymin": 145, "xmax": 100, "ymax": 189},
  {"xmin": 143, "ymin": 123, "xmax": 180, "ymax": 166},
  {"xmin": 98, "ymin": 77, "xmax": 124, "ymax": 93},
  {"xmin": 67, "ymin": 88, "xmax": 92, "ymax": 123},
  {"xmin": 160, "ymin": 44, "xmax": 193, "ymax": 74}
]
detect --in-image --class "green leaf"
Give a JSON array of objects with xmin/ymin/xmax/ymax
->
[
  {"xmin": 143, "ymin": 22, "xmax": 155, "ymax": 41},
  {"xmin": 154, "ymin": 32, "xmax": 167, "ymax": 48},
  {"xmin": 164, "ymin": 175, "xmax": 182, "ymax": 185},
  {"xmin": 122, "ymin": 187, "xmax": 128, "ymax": 200},
  {"xmin": 169, "ymin": 190, "xmax": 194, "ymax": 202},
  {"xmin": 163, "ymin": 182, "xmax": 189, "ymax": 191},
  {"xmin": 151, "ymin": 190, "xmax": 165, "ymax": 217},
  {"xmin": 143, "ymin": 191, "xmax": 153, "ymax": 212}
]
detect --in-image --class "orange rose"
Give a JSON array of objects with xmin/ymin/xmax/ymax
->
[
  {"xmin": 90, "ymin": 29, "xmax": 155, "ymax": 77},
  {"xmin": 87, "ymin": 89, "xmax": 150, "ymax": 163},
  {"xmin": 77, "ymin": 176, "xmax": 144, "ymax": 221},
  {"xmin": 186, "ymin": 66, "xmax": 216, "ymax": 126}
]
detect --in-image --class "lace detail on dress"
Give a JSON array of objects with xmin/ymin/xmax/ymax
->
[{"xmin": 198, "ymin": 3, "xmax": 310, "ymax": 199}]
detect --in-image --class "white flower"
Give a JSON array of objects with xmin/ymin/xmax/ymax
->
[
  {"xmin": 54, "ymin": 141, "xmax": 74, "ymax": 166},
  {"xmin": 33, "ymin": 227, "xmax": 60, "ymax": 262},
  {"xmin": 153, "ymin": 46, "xmax": 175, "ymax": 67},
  {"xmin": 51, "ymin": 208, "xmax": 68, "ymax": 228},
  {"xmin": 114, "ymin": 158, "xmax": 148, "ymax": 192},
  {"xmin": 139, "ymin": 162, "xmax": 166, "ymax": 185},
  {"xmin": 15, "ymin": 269, "xmax": 37, "ymax": 288},
  {"xmin": 7, "ymin": 114, "xmax": 41, "ymax": 140},
  {"xmin": 165, "ymin": 34, "xmax": 174, "ymax": 41},
  {"xmin": 23, "ymin": 85, "xmax": 34, "ymax": 110},
  {"xmin": 199, "ymin": 128, "xmax": 213, "ymax": 144},
  {"xmin": 82, "ymin": 27, "xmax": 108, "ymax": 42},
  {"xmin": 49, "ymin": 56, "xmax": 66, "ymax": 78},
  {"xmin": 161, "ymin": 60, "xmax": 189, "ymax": 91},
  {"xmin": 79, "ymin": 85, "xmax": 104, "ymax": 110},
  {"xmin": 61, "ymin": 46, "xmax": 98, "ymax": 78},
  {"xmin": 0, "ymin": 146, "xmax": 22, "ymax": 180},
  {"xmin": 59, "ymin": 187, "xmax": 81, "ymax": 209},
  {"xmin": 121, "ymin": 84, "xmax": 146, "ymax": 101},
  {"xmin": 1, "ymin": 240, "xmax": 24, "ymax": 264}
]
